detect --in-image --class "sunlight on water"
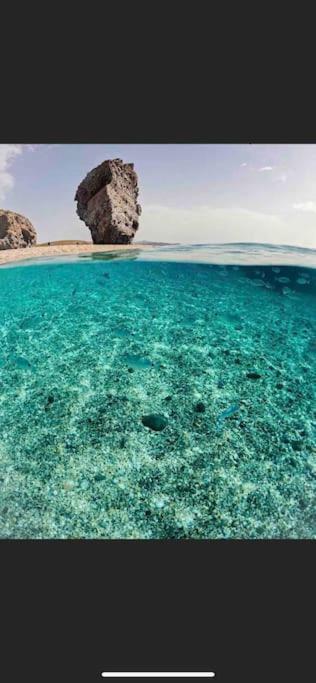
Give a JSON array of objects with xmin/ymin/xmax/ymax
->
[{"xmin": 0, "ymin": 243, "xmax": 315, "ymax": 538}]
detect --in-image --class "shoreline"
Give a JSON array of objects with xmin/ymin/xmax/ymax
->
[{"xmin": 0, "ymin": 242, "xmax": 152, "ymax": 267}]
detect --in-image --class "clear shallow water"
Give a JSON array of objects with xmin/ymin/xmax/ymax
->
[{"xmin": 0, "ymin": 243, "xmax": 315, "ymax": 538}]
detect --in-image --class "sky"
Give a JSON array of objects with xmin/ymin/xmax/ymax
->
[{"xmin": 0, "ymin": 143, "xmax": 316, "ymax": 248}]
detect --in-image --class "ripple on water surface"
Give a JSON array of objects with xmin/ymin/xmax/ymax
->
[{"xmin": 0, "ymin": 243, "xmax": 315, "ymax": 538}]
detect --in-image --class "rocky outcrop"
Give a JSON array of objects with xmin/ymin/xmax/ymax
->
[
  {"xmin": 0, "ymin": 210, "xmax": 37, "ymax": 250},
  {"xmin": 75, "ymin": 158, "xmax": 141, "ymax": 244}
]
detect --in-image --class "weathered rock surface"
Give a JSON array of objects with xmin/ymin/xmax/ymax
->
[
  {"xmin": 75, "ymin": 158, "xmax": 141, "ymax": 244},
  {"xmin": 0, "ymin": 210, "xmax": 37, "ymax": 250}
]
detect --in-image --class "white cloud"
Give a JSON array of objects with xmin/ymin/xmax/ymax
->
[
  {"xmin": 240, "ymin": 162, "xmax": 247, "ymax": 167},
  {"xmin": 258, "ymin": 166, "xmax": 273, "ymax": 172},
  {"xmin": 25, "ymin": 144, "xmax": 39, "ymax": 152},
  {"xmin": 0, "ymin": 144, "xmax": 22, "ymax": 202},
  {"xmin": 139, "ymin": 204, "xmax": 290, "ymax": 246},
  {"xmin": 24, "ymin": 144, "xmax": 61, "ymax": 153},
  {"xmin": 24, "ymin": 144, "xmax": 58, "ymax": 152},
  {"xmin": 293, "ymin": 201, "xmax": 316, "ymax": 212},
  {"xmin": 275, "ymin": 173, "xmax": 287, "ymax": 183}
]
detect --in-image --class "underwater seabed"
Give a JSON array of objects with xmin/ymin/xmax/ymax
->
[{"xmin": 0, "ymin": 245, "xmax": 315, "ymax": 538}]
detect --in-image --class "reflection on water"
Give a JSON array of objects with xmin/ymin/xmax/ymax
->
[
  {"xmin": 138, "ymin": 242, "xmax": 316, "ymax": 267},
  {"xmin": 80, "ymin": 249, "xmax": 143, "ymax": 262}
]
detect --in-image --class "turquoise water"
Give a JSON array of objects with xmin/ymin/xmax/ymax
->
[{"xmin": 0, "ymin": 243, "xmax": 315, "ymax": 538}]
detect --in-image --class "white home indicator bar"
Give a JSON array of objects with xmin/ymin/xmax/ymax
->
[{"xmin": 101, "ymin": 674, "xmax": 215, "ymax": 678}]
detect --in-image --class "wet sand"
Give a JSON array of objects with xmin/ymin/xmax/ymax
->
[{"xmin": 0, "ymin": 243, "xmax": 151, "ymax": 266}]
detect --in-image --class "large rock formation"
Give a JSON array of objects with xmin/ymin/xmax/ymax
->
[
  {"xmin": 0, "ymin": 210, "xmax": 37, "ymax": 250},
  {"xmin": 75, "ymin": 158, "xmax": 141, "ymax": 244}
]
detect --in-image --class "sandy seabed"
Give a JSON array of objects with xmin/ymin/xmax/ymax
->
[{"xmin": 0, "ymin": 254, "xmax": 315, "ymax": 539}]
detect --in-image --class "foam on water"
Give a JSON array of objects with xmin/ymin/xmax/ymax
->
[{"xmin": 0, "ymin": 243, "xmax": 315, "ymax": 538}]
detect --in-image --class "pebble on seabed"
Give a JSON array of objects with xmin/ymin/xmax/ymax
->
[
  {"xmin": 142, "ymin": 414, "xmax": 168, "ymax": 431},
  {"xmin": 195, "ymin": 402, "xmax": 206, "ymax": 413}
]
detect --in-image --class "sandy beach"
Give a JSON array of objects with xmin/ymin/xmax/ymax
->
[{"xmin": 0, "ymin": 242, "xmax": 151, "ymax": 266}]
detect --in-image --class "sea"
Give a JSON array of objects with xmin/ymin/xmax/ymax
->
[{"xmin": 0, "ymin": 242, "xmax": 315, "ymax": 538}]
